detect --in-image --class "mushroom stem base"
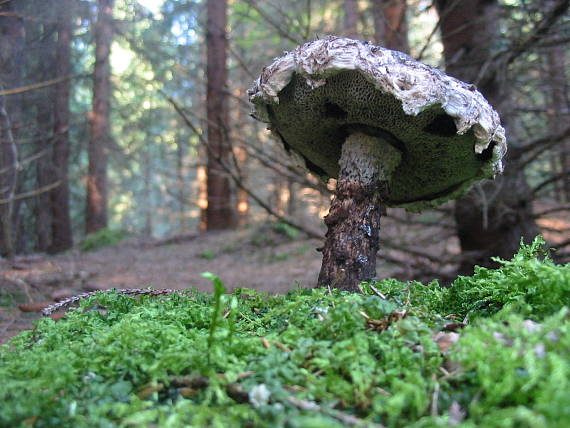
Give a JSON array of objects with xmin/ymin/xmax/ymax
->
[{"xmin": 317, "ymin": 133, "xmax": 396, "ymax": 291}]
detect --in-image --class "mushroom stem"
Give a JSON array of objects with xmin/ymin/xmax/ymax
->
[{"xmin": 317, "ymin": 132, "xmax": 401, "ymax": 291}]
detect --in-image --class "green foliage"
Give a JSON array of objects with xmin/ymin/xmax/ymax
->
[
  {"xmin": 198, "ymin": 250, "xmax": 217, "ymax": 260},
  {"xmin": 80, "ymin": 228, "xmax": 129, "ymax": 252},
  {"xmin": 202, "ymin": 272, "xmax": 228, "ymax": 363},
  {"xmin": 447, "ymin": 309, "xmax": 570, "ymax": 428},
  {"xmin": 371, "ymin": 237, "xmax": 570, "ymax": 321},
  {"xmin": 1, "ymin": 238, "xmax": 569, "ymax": 427},
  {"xmin": 272, "ymin": 222, "xmax": 301, "ymax": 240},
  {"xmin": 443, "ymin": 237, "xmax": 568, "ymax": 320}
]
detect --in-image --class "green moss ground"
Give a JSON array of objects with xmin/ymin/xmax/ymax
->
[{"xmin": 1, "ymin": 238, "xmax": 569, "ymax": 427}]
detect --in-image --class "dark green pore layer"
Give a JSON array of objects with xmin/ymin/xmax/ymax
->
[{"xmin": 269, "ymin": 71, "xmax": 494, "ymax": 207}]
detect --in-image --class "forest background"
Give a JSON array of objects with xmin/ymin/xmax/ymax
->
[{"xmin": 0, "ymin": 0, "xmax": 569, "ymax": 290}]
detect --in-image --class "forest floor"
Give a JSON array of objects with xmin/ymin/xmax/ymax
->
[
  {"xmin": 1, "ymin": 202, "xmax": 569, "ymax": 345},
  {"xmin": 0, "ymin": 224, "xmax": 327, "ymax": 344}
]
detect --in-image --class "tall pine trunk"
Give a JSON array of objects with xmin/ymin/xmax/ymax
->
[
  {"xmin": 234, "ymin": 141, "xmax": 249, "ymax": 226},
  {"xmin": 36, "ymin": 21, "xmax": 56, "ymax": 252},
  {"xmin": 544, "ymin": 43, "xmax": 570, "ymax": 202},
  {"xmin": 49, "ymin": 0, "xmax": 74, "ymax": 252},
  {"xmin": 86, "ymin": 0, "xmax": 114, "ymax": 234},
  {"xmin": 176, "ymin": 136, "xmax": 187, "ymax": 232},
  {"xmin": 205, "ymin": 0, "xmax": 236, "ymax": 230},
  {"xmin": 0, "ymin": 3, "xmax": 24, "ymax": 259},
  {"xmin": 435, "ymin": 0, "xmax": 539, "ymax": 274}
]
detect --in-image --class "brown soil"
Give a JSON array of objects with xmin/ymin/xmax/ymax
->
[{"xmin": 0, "ymin": 226, "xmax": 326, "ymax": 344}]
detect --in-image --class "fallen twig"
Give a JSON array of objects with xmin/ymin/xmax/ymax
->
[
  {"xmin": 41, "ymin": 288, "xmax": 184, "ymax": 316},
  {"xmin": 430, "ymin": 376, "xmax": 440, "ymax": 416},
  {"xmin": 368, "ymin": 283, "xmax": 387, "ymax": 300},
  {"xmin": 287, "ymin": 396, "xmax": 385, "ymax": 427}
]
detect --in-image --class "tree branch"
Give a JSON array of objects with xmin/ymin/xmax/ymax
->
[
  {"xmin": 241, "ymin": 0, "xmax": 303, "ymax": 45},
  {"xmin": 0, "ymin": 181, "xmax": 60, "ymax": 205},
  {"xmin": 532, "ymin": 170, "xmax": 570, "ymax": 196},
  {"xmin": 162, "ymin": 91, "xmax": 323, "ymax": 240},
  {"xmin": 514, "ymin": 124, "xmax": 570, "ymax": 169},
  {"xmin": 503, "ymin": 0, "xmax": 570, "ymax": 68},
  {"xmin": 0, "ymin": 74, "xmax": 85, "ymax": 97}
]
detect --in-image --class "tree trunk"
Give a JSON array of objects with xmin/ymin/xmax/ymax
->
[
  {"xmin": 0, "ymin": 3, "xmax": 25, "ymax": 259},
  {"xmin": 545, "ymin": 43, "xmax": 570, "ymax": 202},
  {"xmin": 435, "ymin": 0, "xmax": 539, "ymax": 275},
  {"xmin": 235, "ymin": 145, "xmax": 249, "ymax": 226},
  {"xmin": 233, "ymin": 83, "xmax": 249, "ymax": 226},
  {"xmin": 49, "ymin": 0, "xmax": 74, "ymax": 252},
  {"xmin": 344, "ymin": 0, "xmax": 359, "ymax": 39},
  {"xmin": 35, "ymin": 19, "xmax": 57, "ymax": 252},
  {"xmin": 0, "ymin": 99, "xmax": 18, "ymax": 259},
  {"xmin": 176, "ymin": 136, "xmax": 187, "ymax": 232},
  {"xmin": 287, "ymin": 179, "xmax": 296, "ymax": 217},
  {"xmin": 205, "ymin": 0, "xmax": 236, "ymax": 230},
  {"xmin": 86, "ymin": 0, "xmax": 114, "ymax": 234},
  {"xmin": 371, "ymin": 0, "xmax": 410, "ymax": 53},
  {"xmin": 142, "ymin": 147, "xmax": 153, "ymax": 237}
]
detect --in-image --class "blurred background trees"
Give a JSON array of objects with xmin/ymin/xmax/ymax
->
[{"xmin": 0, "ymin": 0, "xmax": 568, "ymax": 279}]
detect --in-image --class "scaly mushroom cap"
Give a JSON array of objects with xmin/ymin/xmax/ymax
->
[{"xmin": 248, "ymin": 36, "xmax": 507, "ymax": 210}]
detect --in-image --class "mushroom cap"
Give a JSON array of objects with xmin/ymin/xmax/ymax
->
[{"xmin": 248, "ymin": 36, "xmax": 507, "ymax": 210}]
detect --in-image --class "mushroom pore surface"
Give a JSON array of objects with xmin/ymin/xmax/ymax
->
[{"xmin": 269, "ymin": 70, "xmax": 491, "ymax": 208}]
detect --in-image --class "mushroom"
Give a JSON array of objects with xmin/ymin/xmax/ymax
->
[{"xmin": 248, "ymin": 36, "xmax": 506, "ymax": 291}]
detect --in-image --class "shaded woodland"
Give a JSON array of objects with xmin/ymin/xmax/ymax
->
[{"xmin": 0, "ymin": 0, "xmax": 569, "ymax": 283}]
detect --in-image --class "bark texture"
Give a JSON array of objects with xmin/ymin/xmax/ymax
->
[
  {"xmin": 235, "ymin": 145, "xmax": 250, "ymax": 226},
  {"xmin": 371, "ymin": 0, "xmax": 410, "ymax": 53},
  {"xmin": 86, "ymin": 0, "xmax": 114, "ymax": 234},
  {"xmin": 205, "ymin": 0, "xmax": 236, "ymax": 229},
  {"xmin": 49, "ymin": 0, "xmax": 74, "ymax": 252},
  {"xmin": 435, "ymin": 0, "xmax": 539, "ymax": 274},
  {"xmin": 318, "ymin": 133, "xmax": 399, "ymax": 291},
  {"xmin": 545, "ymin": 40, "xmax": 570, "ymax": 201},
  {"xmin": 176, "ymin": 136, "xmax": 187, "ymax": 232},
  {"xmin": 233, "ymin": 84, "xmax": 249, "ymax": 226},
  {"xmin": 0, "ymin": 2, "xmax": 25, "ymax": 258},
  {"xmin": 36, "ymin": 23, "xmax": 56, "ymax": 252}
]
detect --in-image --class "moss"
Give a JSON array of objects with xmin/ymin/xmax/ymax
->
[
  {"xmin": 1, "ymin": 237, "xmax": 569, "ymax": 427},
  {"xmin": 371, "ymin": 237, "xmax": 569, "ymax": 321}
]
